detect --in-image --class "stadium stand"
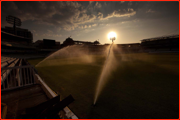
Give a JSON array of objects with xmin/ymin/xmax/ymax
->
[
  {"xmin": 1, "ymin": 56, "xmax": 78, "ymax": 119},
  {"xmin": 140, "ymin": 34, "xmax": 179, "ymax": 52},
  {"xmin": 1, "ymin": 15, "xmax": 78, "ymax": 119},
  {"xmin": 34, "ymin": 39, "xmax": 61, "ymax": 49}
]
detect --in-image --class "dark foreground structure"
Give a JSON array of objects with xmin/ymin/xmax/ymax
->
[{"xmin": 1, "ymin": 56, "xmax": 78, "ymax": 119}]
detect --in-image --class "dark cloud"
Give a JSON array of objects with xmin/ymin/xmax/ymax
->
[
  {"xmin": 129, "ymin": 1, "xmax": 179, "ymax": 20},
  {"xmin": 1, "ymin": 1, "xmax": 137, "ymax": 31},
  {"xmin": 2, "ymin": 1, "xmax": 82, "ymax": 28}
]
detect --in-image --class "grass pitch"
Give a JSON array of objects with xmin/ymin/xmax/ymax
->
[{"xmin": 28, "ymin": 53, "xmax": 179, "ymax": 119}]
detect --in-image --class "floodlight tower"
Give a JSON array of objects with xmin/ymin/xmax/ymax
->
[
  {"xmin": 110, "ymin": 37, "xmax": 116, "ymax": 43},
  {"xmin": 6, "ymin": 15, "xmax": 22, "ymax": 35}
]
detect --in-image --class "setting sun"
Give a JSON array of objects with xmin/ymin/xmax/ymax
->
[{"xmin": 108, "ymin": 32, "xmax": 117, "ymax": 41}]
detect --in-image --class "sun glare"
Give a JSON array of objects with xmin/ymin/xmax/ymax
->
[{"xmin": 108, "ymin": 32, "xmax": 117, "ymax": 41}]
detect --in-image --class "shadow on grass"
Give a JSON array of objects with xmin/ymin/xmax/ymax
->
[{"xmin": 94, "ymin": 59, "xmax": 178, "ymax": 119}]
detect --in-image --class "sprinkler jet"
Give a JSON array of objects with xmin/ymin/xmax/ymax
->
[{"xmin": 94, "ymin": 32, "xmax": 116, "ymax": 106}]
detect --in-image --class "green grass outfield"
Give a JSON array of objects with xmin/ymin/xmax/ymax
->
[{"xmin": 28, "ymin": 53, "xmax": 179, "ymax": 119}]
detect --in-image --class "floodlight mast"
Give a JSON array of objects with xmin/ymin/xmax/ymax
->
[
  {"xmin": 6, "ymin": 15, "xmax": 22, "ymax": 35},
  {"xmin": 110, "ymin": 37, "xmax": 116, "ymax": 43}
]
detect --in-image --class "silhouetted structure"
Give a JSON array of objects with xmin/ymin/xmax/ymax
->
[
  {"xmin": 63, "ymin": 37, "xmax": 75, "ymax": 46},
  {"xmin": 110, "ymin": 37, "xmax": 116, "ymax": 42},
  {"xmin": 74, "ymin": 40, "xmax": 93, "ymax": 45},
  {"xmin": 115, "ymin": 43, "xmax": 141, "ymax": 53},
  {"xmin": 1, "ymin": 29, "xmax": 35, "ymax": 55},
  {"xmin": 2, "ymin": 27, "xmax": 33, "ymax": 44},
  {"xmin": 1, "ymin": 57, "xmax": 77, "ymax": 119},
  {"xmin": 1, "ymin": 15, "xmax": 35, "ymax": 55},
  {"xmin": 1, "ymin": 31, "xmax": 35, "ymax": 56},
  {"xmin": 62, "ymin": 37, "xmax": 101, "ymax": 47},
  {"xmin": 34, "ymin": 39, "xmax": 60, "ymax": 49},
  {"xmin": 6, "ymin": 15, "xmax": 22, "ymax": 35},
  {"xmin": 141, "ymin": 34, "xmax": 179, "ymax": 52},
  {"xmin": 1, "ymin": 15, "xmax": 179, "ymax": 56},
  {"xmin": 93, "ymin": 40, "xmax": 100, "ymax": 45}
]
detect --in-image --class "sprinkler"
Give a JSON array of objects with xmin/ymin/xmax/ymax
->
[{"xmin": 91, "ymin": 103, "xmax": 97, "ymax": 107}]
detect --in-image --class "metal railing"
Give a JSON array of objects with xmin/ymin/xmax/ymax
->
[{"xmin": 1, "ymin": 65, "xmax": 36, "ymax": 91}]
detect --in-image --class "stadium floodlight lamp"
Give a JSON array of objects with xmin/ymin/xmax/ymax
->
[
  {"xmin": 108, "ymin": 32, "xmax": 116, "ymax": 43},
  {"xmin": 110, "ymin": 37, "xmax": 116, "ymax": 43}
]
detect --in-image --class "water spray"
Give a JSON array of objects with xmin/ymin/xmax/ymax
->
[{"xmin": 93, "ymin": 35, "xmax": 116, "ymax": 106}]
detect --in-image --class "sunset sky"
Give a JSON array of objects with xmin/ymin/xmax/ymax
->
[{"xmin": 1, "ymin": 1, "xmax": 179, "ymax": 44}]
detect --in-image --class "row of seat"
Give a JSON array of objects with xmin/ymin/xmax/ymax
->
[{"xmin": 1, "ymin": 57, "xmax": 18, "ymax": 69}]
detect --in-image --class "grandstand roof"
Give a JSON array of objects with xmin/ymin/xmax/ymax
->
[
  {"xmin": 141, "ymin": 34, "xmax": 179, "ymax": 42},
  {"xmin": 1, "ymin": 31, "xmax": 32, "ymax": 40},
  {"xmin": 1, "ymin": 41, "xmax": 36, "ymax": 49},
  {"xmin": 116, "ymin": 43, "xmax": 140, "ymax": 45}
]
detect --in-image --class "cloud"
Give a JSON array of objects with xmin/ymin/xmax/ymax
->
[
  {"xmin": 47, "ymin": 30, "xmax": 53, "ymax": 33},
  {"xmin": 99, "ymin": 8, "xmax": 136, "ymax": 20},
  {"xmin": 94, "ymin": 2, "xmax": 102, "ymax": 9},
  {"xmin": 42, "ymin": 33, "xmax": 62, "ymax": 37},
  {"xmin": 84, "ymin": 25, "xmax": 88, "ymax": 28},
  {"xmin": 92, "ymin": 24, "xmax": 97, "ymax": 27},
  {"xmin": 4, "ymin": 1, "xmax": 176, "ymax": 33},
  {"xmin": 2, "ymin": 1, "xmax": 92, "ymax": 30},
  {"xmin": 128, "ymin": 2, "xmax": 132, "ymax": 6},
  {"xmin": 98, "ymin": 12, "xmax": 103, "ymax": 19},
  {"xmin": 89, "ymin": 1, "xmax": 94, "ymax": 5},
  {"xmin": 146, "ymin": 9, "xmax": 155, "ymax": 13},
  {"xmin": 78, "ymin": 26, "xmax": 84, "ymax": 29},
  {"xmin": 1, "ymin": 1, "xmax": 138, "ymax": 31},
  {"xmin": 63, "ymin": 24, "xmax": 77, "ymax": 31},
  {"xmin": 74, "ymin": 14, "xmax": 96, "ymax": 24},
  {"xmin": 32, "ymin": 30, "xmax": 36, "ymax": 33}
]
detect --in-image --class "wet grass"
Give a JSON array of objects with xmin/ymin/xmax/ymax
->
[{"xmin": 28, "ymin": 53, "xmax": 179, "ymax": 119}]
